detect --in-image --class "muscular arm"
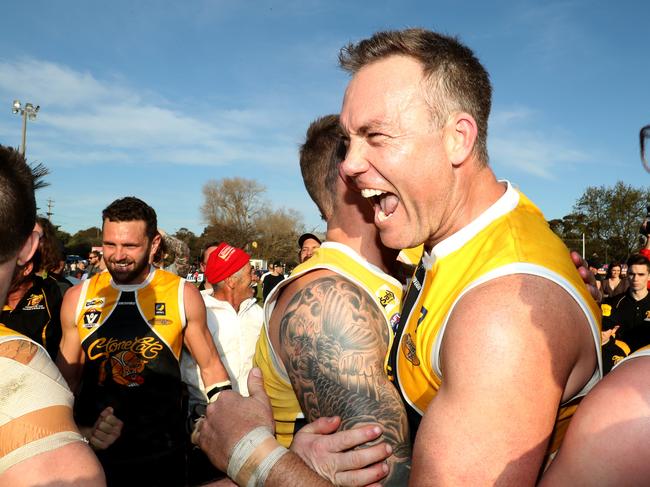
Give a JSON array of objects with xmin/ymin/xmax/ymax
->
[
  {"xmin": 56, "ymin": 284, "xmax": 85, "ymax": 393},
  {"xmin": 278, "ymin": 275, "xmax": 411, "ymax": 485},
  {"xmin": 182, "ymin": 282, "xmax": 230, "ymax": 385},
  {"xmin": 411, "ymin": 275, "xmax": 597, "ymax": 486}
]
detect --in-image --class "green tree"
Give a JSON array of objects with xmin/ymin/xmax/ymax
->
[
  {"xmin": 568, "ymin": 181, "xmax": 650, "ymax": 262},
  {"xmin": 65, "ymin": 226, "xmax": 102, "ymax": 256}
]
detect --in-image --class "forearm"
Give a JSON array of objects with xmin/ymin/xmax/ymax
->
[
  {"xmin": 200, "ymin": 355, "xmax": 231, "ymax": 385},
  {"xmin": 265, "ymin": 452, "xmax": 334, "ymax": 487}
]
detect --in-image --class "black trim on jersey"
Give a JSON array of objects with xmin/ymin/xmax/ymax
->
[{"xmin": 387, "ymin": 259, "xmax": 426, "ymax": 439}]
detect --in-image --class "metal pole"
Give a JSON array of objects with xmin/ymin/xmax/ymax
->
[{"xmin": 20, "ymin": 109, "xmax": 27, "ymax": 156}]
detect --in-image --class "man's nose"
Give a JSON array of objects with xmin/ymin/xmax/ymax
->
[{"xmin": 340, "ymin": 140, "xmax": 369, "ymax": 179}]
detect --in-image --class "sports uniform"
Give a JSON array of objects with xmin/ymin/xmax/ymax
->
[
  {"xmin": 254, "ymin": 242, "xmax": 403, "ymax": 447},
  {"xmin": 388, "ymin": 182, "xmax": 602, "ymax": 457},
  {"xmin": 73, "ymin": 266, "xmax": 187, "ymax": 486},
  {"xmin": 1, "ymin": 275, "xmax": 63, "ymax": 360},
  {"xmin": 0, "ymin": 324, "xmax": 83, "ymax": 474}
]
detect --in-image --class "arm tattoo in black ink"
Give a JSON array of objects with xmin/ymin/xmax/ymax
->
[{"xmin": 279, "ymin": 276, "xmax": 411, "ymax": 484}]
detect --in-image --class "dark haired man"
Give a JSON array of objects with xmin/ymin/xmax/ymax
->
[
  {"xmin": 0, "ymin": 145, "xmax": 104, "ymax": 485},
  {"xmin": 261, "ymin": 261, "xmax": 285, "ymax": 302},
  {"xmin": 57, "ymin": 196, "xmax": 231, "ymax": 486},
  {"xmin": 601, "ymin": 254, "xmax": 650, "ymax": 356},
  {"xmin": 298, "ymin": 232, "xmax": 321, "ymax": 263}
]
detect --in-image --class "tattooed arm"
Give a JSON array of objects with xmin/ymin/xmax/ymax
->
[{"xmin": 279, "ymin": 275, "xmax": 411, "ymax": 485}]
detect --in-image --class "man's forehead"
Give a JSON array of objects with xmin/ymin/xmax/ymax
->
[
  {"xmin": 341, "ymin": 57, "xmax": 426, "ymax": 133},
  {"xmin": 103, "ymin": 219, "xmax": 148, "ymax": 237}
]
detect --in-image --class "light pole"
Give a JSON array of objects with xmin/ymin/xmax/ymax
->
[{"xmin": 12, "ymin": 99, "xmax": 40, "ymax": 156}]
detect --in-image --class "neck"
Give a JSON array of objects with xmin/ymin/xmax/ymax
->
[
  {"xmin": 212, "ymin": 286, "xmax": 238, "ymax": 310},
  {"xmin": 632, "ymin": 287, "xmax": 649, "ymax": 300},
  {"xmin": 425, "ymin": 165, "xmax": 504, "ymax": 250},
  {"xmin": 326, "ymin": 220, "xmax": 398, "ymax": 274}
]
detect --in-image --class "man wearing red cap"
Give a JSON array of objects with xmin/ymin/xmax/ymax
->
[{"xmin": 182, "ymin": 242, "xmax": 262, "ymax": 404}]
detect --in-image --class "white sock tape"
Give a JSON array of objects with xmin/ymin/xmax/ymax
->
[{"xmin": 227, "ymin": 426, "xmax": 288, "ymax": 487}]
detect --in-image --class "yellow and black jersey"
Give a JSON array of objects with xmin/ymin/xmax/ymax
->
[
  {"xmin": 73, "ymin": 267, "xmax": 187, "ymax": 460},
  {"xmin": 388, "ymin": 182, "xmax": 602, "ymax": 457},
  {"xmin": 1, "ymin": 275, "xmax": 63, "ymax": 360},
  {"xmin": 255, "ymin": 242, "xmax": 403, "ymax": 447}
]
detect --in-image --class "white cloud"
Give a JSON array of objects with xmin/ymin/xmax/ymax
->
[
  {"xmin": 0, "ymin": 57, "xmax": 301, "ymax": 169},
  {"xmin": 489, "ymin": 106, "xmax": 589, "ymax": 179}
]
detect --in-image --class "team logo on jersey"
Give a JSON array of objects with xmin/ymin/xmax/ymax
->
[
  {"xmin": 402, "ymin": 333, "xmax": 420, "ymax": 366},
  {"xmin": 24, "ymin": 293, "xmax": 45, "ymax": 311},
  {"xmin": 378, "ymin": 289, "xmax": 396, "ymax": 308},
  {"xmin": 149, "ymin": 318, "xmax": 172, "ymax": 326},
  {"xmin": 645, "ymin": 310, "xmax": 650, "ymax": 321},
  {"xmin": 85, "ymin": 298, "xmax": 105, "ymax": 308},
  {"xmin": 108, "ymin": 350, "xmax": 146, "ymax": 387},
  {"xmin": 83, "ymin": 308, "xmax": 101, "ymax": 328},
  {"xmin": 155, "ymin": 303, "xmax": 166, "ymax": 316}
]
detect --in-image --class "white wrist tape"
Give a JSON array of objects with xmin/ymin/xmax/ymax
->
[
  {"xmin": 206, "ymin": 380, "xmax": 232, "ymax": 403},
  {"xmin": 227, "ymin": 426, "xmax": 288, "ymax": 487}
]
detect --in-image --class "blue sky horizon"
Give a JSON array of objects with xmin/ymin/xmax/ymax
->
[{"xmin": 1, "ymin": 0, "xmax": 649, "ymax": 238}]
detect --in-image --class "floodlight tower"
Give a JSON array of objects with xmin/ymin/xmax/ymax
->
[{"xmin": 12, "ymin": 99, "xmax": 40, "ymax": 156}]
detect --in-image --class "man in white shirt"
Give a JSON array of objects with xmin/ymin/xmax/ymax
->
[{"xmin": 181, "ymin": 242, "xmax": 263, "ymax": 408}]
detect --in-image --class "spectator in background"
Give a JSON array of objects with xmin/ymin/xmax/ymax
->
[
  {"xmin": 602, "ymin": 254, "xmax": 650, "ymax": 355},
  {"xmin": 84, "ymin": 250, "xmax": 104, "ymax": 279},
  {"xmin": 601, "ymin": 261, "xmax": 628, "ymax": 299},
  {"xmin": 1, "ymin": 241, "xmax": 64, "ymax": 360},
  {"xmin": 298, "ymin": 233, "xmax": 321, "ymax": 263},
  {"xmin": 262, "ymin": 260, "xmax": 285, "ymax": 302},
  {"xmin": 35, "ymin": 216, "xmax": 74, "ymax": 294}
]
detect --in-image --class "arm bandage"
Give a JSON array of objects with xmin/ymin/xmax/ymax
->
[{"xmin": 227, "ymin": 426, "xmax": 288, "ymax": 487}]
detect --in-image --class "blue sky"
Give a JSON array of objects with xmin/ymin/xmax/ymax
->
[{"xmin": 1, "ymin": 0, "xmax": 648, "ymax": 236}]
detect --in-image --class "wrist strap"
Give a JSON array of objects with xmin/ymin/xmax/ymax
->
[{"xmin": 206, "ymin": 380, "xmax": 232, "ymax": 403}]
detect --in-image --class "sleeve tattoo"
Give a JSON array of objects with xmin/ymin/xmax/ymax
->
[{"xmin": 279, "ymin": 276, "xmax": 411, "ymax": 484}]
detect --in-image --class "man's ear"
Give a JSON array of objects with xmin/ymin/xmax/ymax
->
[
  {"xmin": 16, "ymin": 231, "xmax": 39, "ymax": 266},
  {"xmin": 444, "ymin": 112, "xmax": 478, "ymax": 167},
  {"xmin": 150, "ymin": 233, "xmax": 162, "ymax": 259}
]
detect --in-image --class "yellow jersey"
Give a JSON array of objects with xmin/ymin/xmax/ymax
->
[
  {"xmin": 255, "ymin": 242, "xmax": 403, "ymax": 447},
  {"xmin": 389, "ymin": 182, "xmax": 602, "ymax": 456}
]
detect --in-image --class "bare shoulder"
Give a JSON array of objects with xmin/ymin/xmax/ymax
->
[
  {"xmin": 0, "ymin": 338, "xmax": 39, "ymax": 363},
  {"xmin": 1, "ymin": 441, "xmax": 105, "ymax": 486},
  {"xmin": 443, "ymin": 273, "xmax": 595, "ymax": 396}
]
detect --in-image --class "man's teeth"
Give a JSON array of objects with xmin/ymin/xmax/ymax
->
[
  {"xmin": 361, "ymin": 188, "xmax": 386, "ymax": 198},
  {"xmin": 378, "ymin": 209, "xmax": 393, "ymax": 222}
]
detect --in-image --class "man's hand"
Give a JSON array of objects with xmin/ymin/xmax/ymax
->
[
  {"xmin": 291, "ymin": 417, "xmax": 390, "ymax": 487},
  {"xmin": 570, "ymin": 250, "xmax": 602, "ymax": 302},
  {"xmin": 601, "ymin": 325, "xmax": 620, "ymax": 345},
  {"xmin": 195, "ymin": 368, "xmax": 274, "ymax": 472},
  {"xmin": 81, "ymin": 406, "xmax": 123, "ymax": 450}
]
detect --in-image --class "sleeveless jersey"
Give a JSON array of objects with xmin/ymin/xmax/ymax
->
[
  {"xmin": 254, "ymin": 242, "xmax": 403, "ymax": 447},
  {"xmin": 0, "ymin": 324, "xmax": 83, "ymax": 474},
  {"xmin": 1, "ymin": 275, "xmax": 63, "ymax": 360},
  {"xmin": 73, "ymin": 267, "xmax": 187, "ymax": 461},
  {"xmin": 388, "ymin": 182, "xmax": 602, "ymax": 456}
]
